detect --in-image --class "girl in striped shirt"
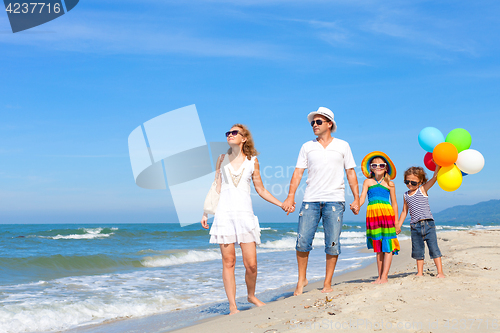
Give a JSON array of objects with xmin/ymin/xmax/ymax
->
[{"xmin": 396, "ymin": 165, "xmax": 445, "ymax": 278}]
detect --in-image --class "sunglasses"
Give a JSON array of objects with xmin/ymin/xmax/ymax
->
[
  {"xmin": 404, "ymin": 180, "xmax": 419, "ymax": 186},
  {"xmin": 311, "ymin": 119, "xmax": 330, "ymax": 126},
  {"xmin": 225, "ymin": 130, "xmax": 242, "ymax": 137},
  {"xmin": 370, "ymin": 163, "xmax": 387, "ymax": 169}
]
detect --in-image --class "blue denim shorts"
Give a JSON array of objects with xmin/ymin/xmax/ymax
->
[
  {"xmin": 410, "ymin": 219, "xmax": 442, "ymax": 260},
  {"xmin": 296, "ymin": 201, "xmax": 345, "ymax": 256}
]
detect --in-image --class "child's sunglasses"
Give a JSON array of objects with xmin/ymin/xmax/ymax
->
[
  {"xmin": 225, "ymin": 130, "xmax": 241, "ymax": 137},
  {"xmin": 404, "ymin": 180, "xmax": 419, "ymax": 186},
  {"xmin": 370, "ymin": 163, "xmax": 387, "ymax": 169},
  {"xmin": 310, "ymin": 119, "xmax": 330, "ymax": 126}
]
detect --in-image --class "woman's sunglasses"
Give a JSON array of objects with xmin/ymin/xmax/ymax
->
[
  {"xmin": 370, "ymin": 163, "xmax": 387, "ymax": 169},
  {"xmin": 225, "ymin": 130, "xmax": 242, "ymax": 137},
  {"xmin": 310, "ymin": 119, "xmax": 330, "ymax": 126},
  {"xmin": 404, "ymin": 180, "xmax": 419, "ymax": 186}
]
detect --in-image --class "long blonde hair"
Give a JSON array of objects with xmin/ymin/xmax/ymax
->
[{"xmin": 231, "ymin": 123, "xmax": 259, "ymax": 160}]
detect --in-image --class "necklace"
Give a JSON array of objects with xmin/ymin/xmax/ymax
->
[
  {"xmin": 231, "ymin": 168, "xmax": 245, "ymax": 187},
  {"xmin": 375, "ymin": 177, "xmax": 384, "ymax": 185}
]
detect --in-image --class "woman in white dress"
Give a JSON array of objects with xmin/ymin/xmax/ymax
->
[{"xmin": 201, "ymin": 124, "xmax": 283, "ymax": 315}]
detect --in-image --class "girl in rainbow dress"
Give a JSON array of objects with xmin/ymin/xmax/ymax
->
[{"xmin": 359, "ymin": 152, "xmax": 400, "ymax": 284}]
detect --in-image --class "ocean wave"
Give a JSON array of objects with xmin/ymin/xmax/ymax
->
[
  {"xmin": 141, "ymin": 249, "xmax": 222, "ymax": 267},
  {"xmin": 0, "ymin": 291, "xmax": 189, "ymax": 333},
  {"xmin": 39, "ymin": 227, "xmax": 115, "ymax": 240},
  {"xmin": 259, "ymin": 237, "xmax": 296, "ymax": 250},
  {"xmin": 258, "ymin": 231, "xmax": 366, "ymax": 250}
]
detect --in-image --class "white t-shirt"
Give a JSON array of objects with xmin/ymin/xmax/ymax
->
[{"xmin": 296, "ymin": 138, "xmax": 356, "ymax": 202}]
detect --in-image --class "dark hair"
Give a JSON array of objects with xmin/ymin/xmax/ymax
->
[{"xmin": 404, "ymin": 166, "xmax": 428, "ymax": 184}]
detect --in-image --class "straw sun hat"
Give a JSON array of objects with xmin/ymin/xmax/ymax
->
[{"xmin": 361, "ymin": 151, "xmax": 397, "ymax": 180}]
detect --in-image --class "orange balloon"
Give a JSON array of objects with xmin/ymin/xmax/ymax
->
[{"xmin": 433, "ymin": 142, "xmax": 458, "ymax": 167}]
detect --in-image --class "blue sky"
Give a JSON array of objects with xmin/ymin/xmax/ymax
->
[{"xmin": 1, "ymin": 0, "xmax": 499, "ymax": 224}]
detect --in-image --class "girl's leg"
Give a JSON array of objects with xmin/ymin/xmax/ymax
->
[
  {"xmin": 433, "ymin": 257, "xmax": 445, "ymax": 278},
  {"xmin": 240, "ymin": 242, "xmax": 265, "ymax": 307},
  {"xmin": 372, "ymin": 252, "xmax": 383, "ymax": 284},
  {"xmin": 379, "ymin": 252, "xmax": 393, "ymax": 283},
  {"xmin": 220, "ymin": 243, "xmax": 239, "ymax": 314},
  {"xmin": 416, "ymin": 259, "xmax": 424, "ymax": 276}
]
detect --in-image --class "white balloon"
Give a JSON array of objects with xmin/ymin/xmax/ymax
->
[{"xmin": 456, "ymin": 149, "xmax": 485, "ymax": 174}]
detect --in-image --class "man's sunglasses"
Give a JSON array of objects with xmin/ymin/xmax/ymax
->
[
  {"xmin": 311, "ymin": 119, "xmax": 330, "ymax": 126},
  {"xmin": 370, "ymin": 163, "xmax": 387, "ymax": 169},
  {"xmin": 225, "ymin": 130, "xmax": 242, "ymax": 137},
  {"xmin": 404, "ymin": 180, "xmax": 419, "ymax": 186}
]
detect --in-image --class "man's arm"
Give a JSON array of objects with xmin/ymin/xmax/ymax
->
[
  {"xmin": 346, "ymin": 168, "xmax": 360, "ymax": 215},
  {"xmin": 282, "ymin": 168, "xmax": 305, "ymax": 214}
]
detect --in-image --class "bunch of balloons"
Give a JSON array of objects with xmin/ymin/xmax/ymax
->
[{"xmin": 418, "ymin": 127, "xmax": 485, "ymax": 192}]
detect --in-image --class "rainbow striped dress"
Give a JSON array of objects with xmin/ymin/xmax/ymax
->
[{"xmin": 366, "ymin": 184, "xmax": 400, "ymax": 254}]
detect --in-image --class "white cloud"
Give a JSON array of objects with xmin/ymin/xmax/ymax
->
[{"xmin": 0, "ymin": 10, "xmax": 285, "ymax": 58}]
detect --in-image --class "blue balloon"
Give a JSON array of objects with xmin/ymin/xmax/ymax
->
[
  {"xmin": 461, "ymin": 171, "xmax": 468, "ymax": 177},
  {"xmin": 418, "ymin": 127, "xmax": 445, "ymax": 152}
]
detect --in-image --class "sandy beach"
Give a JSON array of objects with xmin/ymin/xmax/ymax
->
[
  {"xmin": 65, "ymin": 229, "xmax": 500, "ymax": 333},
  {"xmin": 170, "ymin": 229, "xmax": 499, "ymax": 333}
]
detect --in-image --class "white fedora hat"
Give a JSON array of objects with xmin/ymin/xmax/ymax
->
[{"xmin": 307, "ymin": 107, "xmax": 337, "ymax": 132}]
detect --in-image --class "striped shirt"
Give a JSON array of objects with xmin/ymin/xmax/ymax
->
[{"xmin": 404, "ymin": 187, "xmax": 433, "ymax": 224}]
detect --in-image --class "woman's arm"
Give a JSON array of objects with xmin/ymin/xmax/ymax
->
[
  {"xmin": 389, "ymin": 181, "xmax": 399, "ymax": 224},
  {"xmin": 201, "ymin": 213, "xmax": 209, "ymax": 229},
  {"xmin": 201, "ymin": 155, "xmax": 224, "ymax": 228},
  {"xmin": 252, "ymin": 158, "xmax": 283, "ymax": 207},
  {"xmin": 215, "ymin": 155, "xmax": 224, "ymax": 194}
]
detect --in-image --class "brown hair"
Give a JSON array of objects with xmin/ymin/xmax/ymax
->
[
  {"xmin": 369, "ymin": 156, "xmax": 393, "ymax": 186},
  {"xmin": 231, "ymin": 123, "xmax": 259, "ymax": 160},
  {"xmin": 404, "ymin": 166, "xmax": 428, "ymax": 184}
]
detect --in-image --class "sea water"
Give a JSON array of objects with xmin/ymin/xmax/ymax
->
[{"xmin": 0, "ymin": 221, "xmax": 496, "ymax": 333}]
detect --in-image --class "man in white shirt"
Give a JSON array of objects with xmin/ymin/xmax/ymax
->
[{"xmin": 282, "ymin": 107, "xmax": 360, "ymax": 296}]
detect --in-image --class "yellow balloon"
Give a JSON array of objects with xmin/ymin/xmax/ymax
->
[{"xmin": 437, "ymin": 165, "xmax": 463, "ymax": 192}]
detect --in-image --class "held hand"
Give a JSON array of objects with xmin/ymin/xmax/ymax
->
[
  {"xmin": 350, "ymin": 198, "xmax": 360, "ymax": 215},
  {"xmin": 396, "ymin": 226, "xmax": 401, "ymax": 235},
  {"xmin": 201, "ymin": 215, "xmax": 209, "ymax": 229},
  {"xmin": 286, "ymin": 203, "xmax": 296, "ymax": 215},
  {"xmin": 282, "ymin": 197, "xmax": 295, "ymax": 214}
]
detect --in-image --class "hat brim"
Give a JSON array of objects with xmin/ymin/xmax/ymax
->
[
  {"xmin": 361, "ymin": 151, "xmax": 396, "ymax": 180},
  {"xmin": 307, "ymin": 112, "xmax": 337, "ymax": 132}
]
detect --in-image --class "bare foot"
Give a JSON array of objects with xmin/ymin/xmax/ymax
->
[
  {"xmin": 378, "ymin": 278, "xmax": 388, "ymax": 284},
  {"xmin": 294, "ymin": 278, "xmax": 308, "ymax": 296},
  {"xmin": 416, "ymin": 273, "xmax": 424, "ymax": 277},
  {"xmin": 321, "ymin": 286, "xmax": 333, "ymax": 293},
  {"xmin": 247, "ymin": 295, "xmax": 265, "ymax": 307},
  {"xmin": 436, "ymin": 273, "xmax": 446, "ymax": 278},
  {"xmin": 371, "ymin": 278, "xmax": 381, "ymax": 284},
  {"xmin": 229, "ymin": 305, "xmax": 240, "ymax": 315}
]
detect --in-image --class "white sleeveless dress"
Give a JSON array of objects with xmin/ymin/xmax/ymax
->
[{"xmin": 209, "ymin": 156, "xmax": 261, "ymax": 245}]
